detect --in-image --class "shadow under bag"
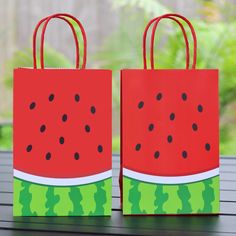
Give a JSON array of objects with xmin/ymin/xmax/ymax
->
[
  {"xmin": 120, "ymin": 13, "xmax": 219, "ymax": 215},
  {"xmin": 13, "ymin": 13, "xmax": 112, "ymax": 216}
]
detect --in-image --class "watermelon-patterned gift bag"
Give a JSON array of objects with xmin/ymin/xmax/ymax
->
[
  {"xmin": 120, "ymin": 13, "xmax": 219, "ymax": 215},
  {"xmin": 13, "ymin": 13, "xmax": 112, "ymax": 216}
]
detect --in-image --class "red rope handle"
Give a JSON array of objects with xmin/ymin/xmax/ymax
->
[
  {"xmin": 40, "ymin": 13, "xmax": 87, "ymax": 69},
  {"xmin": 33, "ymin": 15, "xmax": 80, "ymax": 69},
  {"xmin": 34, "ymin": 13, "xmax": 87, "ymax": 69},
  {"xmin": 143, "ymin": 13, "xmax": 197, "ymax": 69},
  {"xmin": 151, "ymin": 17, "xmax": 190, "ymax": 69}
]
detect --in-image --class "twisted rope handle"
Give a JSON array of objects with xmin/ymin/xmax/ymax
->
[
  {"xmin": 33, "ymin": 13, "xmax": 87, "ymax": 69},
  {"xmin": 143, "ymin": 13, "xmax": 197, "ymax": 69}
]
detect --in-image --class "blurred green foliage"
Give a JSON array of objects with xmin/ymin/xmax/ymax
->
[
  {"xmin": 97, "ymin": 0, "xmax": 236, "ymax": 154},
  {"xmin": 1, "ymin": 0, "xmax": 236, "ymax": 154},
  {"xmin": 0, "ymin": 126, "xmax": 12, "ymax": 150}
]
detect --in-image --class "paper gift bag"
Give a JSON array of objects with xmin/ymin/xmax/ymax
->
[
  {"xmin": 120, "ymin": 13, "xmax": 219, "ymax": 215},
  {"xmin": 13, "ymin": 13, "xmax": 112, "ymax": 216}
]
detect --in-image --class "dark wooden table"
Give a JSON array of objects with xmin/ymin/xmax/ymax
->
[{"xmin": 0, "ymin": 152, "xmax": 236, "ymax": 235}]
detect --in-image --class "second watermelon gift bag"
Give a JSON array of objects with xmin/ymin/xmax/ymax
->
[
  {"xmin": 13, "ymin": 13, "xmax": 112, "ymax": 216},
  {"xmin": 120, "ymin": 13, "xmax": 219, "ymax": 215}
]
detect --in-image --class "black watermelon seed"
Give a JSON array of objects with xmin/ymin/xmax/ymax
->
[
  {"xmin": 48, "ymin": 94, "xmax": 54, "ymax": 102},
  {"xmin": 182, "ymin": 93, "xmax": 187, "ymax": 101},
  {"xmin": 75, "ymin": 94, "xmax": 80, "ymax": 102},
  {"xmin": 74, "ymin": 152, "xmax": 80, "ymax": 160},
  {"xmin": 198, "ymin": 104, "xmax": 203, "ymax": 112},
  {"xmin": 170, "ymin": 113, "xmax": 175, "ymax": 121},
  {"xmin": 192, "ymin": 123, "xmax": 198, "ymax": 131},
  {"xmin": 29, "ymin": 102, "xmax": 36, "ymax": 110},
  {"xmin": 138, "ymin": 101, "xmax": 144, "ymax": 109},
  {"xmin": 91, "ymin": 106, "xmax": 96, "ymax": 114},
  {"xmin": 154, "ymin": 151, "xmax": 160, "ymax": 159},
  {"xmin": 135, "ymin": 143, "xmax": 141, "ymax": 151},
  {"xmin": 59, "ymin": 137, "xmax": 64, "ymax": 144},
  {"xmin": 26, "ymin": 145, "xmax": 32, "ymax": 152},
  {"xmin": 45, "ymin": 152, "xmax": 51, "ymax": 160},
  {"xmin": 205, "ymin": 143, "xmax": 211, "ymax": 151},
  {"xmin": 85, "ymin": 125, "xmax": 91, "ymax": 133},
  {"xmin": 182, "ymin": 151, "xmax": 188, "ymax": 158},
  {"xmin": 156, "ymin": 93, "xmax": 162, "ymax": 101},
  {"xmin": 62, "ymin": 114, "xmax": 68, "ymax": 122},
  {"xmin": 167, "ymin": 135, "xmax": 173, "ymax": 143},
  {"xmin": 40, "ymin": 125, "xmax": 46, "ymax": 133},
  {"xmin": 98, "ymin": 145, "xmax": 103, "ymax": 153},
  {"xmin": 148, "ymin": 123, "xmax": 154, "ymax": 131}
]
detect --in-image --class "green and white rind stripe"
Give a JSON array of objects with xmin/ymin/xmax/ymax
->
[
  {"xmin": 14, "ymin": 169, "xmax": 112, "ymax": 186},
  {"xmin": 123, "ymin": 175, "xmax": 220, "ymax": 215},
  {"xmin": 123, "ymin": 167, "xmax": 219, "ymax": 184},
  {"xmin": 13, "ymin": 177, "xmax": 112, "ymax": 216}
]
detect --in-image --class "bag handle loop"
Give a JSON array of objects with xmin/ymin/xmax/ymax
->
[
  {"xmin": 143, "ymin": 13, "xmax": 197, "ymax": 69},
  {"xmin": 33, "ymin": 13, "xmax": 87, "ymax": 69},
  {"xmin": 40, "ymin": 13, "xmax": 87, "ymax": 69},
  {"xmin": 33, "ymin": 15, "xmax": 80, "ymax": 69}
]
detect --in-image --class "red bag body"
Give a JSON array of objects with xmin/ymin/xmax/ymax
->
[
  {"xmin": 13, "ymin": 14, "xmax": 112, "ymax": 217},
  {"xmin": 14, "ymin": 69, "xmax": 112, "ymax": 178},
  {"xmin": 121, "ymin": 14, "xmax": 219, "ymax": 215}
]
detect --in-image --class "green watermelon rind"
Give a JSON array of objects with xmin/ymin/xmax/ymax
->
[
  {"xmin": 13, "ymin": 177, "xmax": 112, "ymax": 216},
  {"xmin": 123, "ymin": 175, "xmax": 220, "ymax": 215}
]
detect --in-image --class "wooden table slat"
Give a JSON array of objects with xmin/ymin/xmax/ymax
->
[
  {"xmin": 1, "ymin": 206, "xmax": 236, "ymax": 235},
  {"xmin": 0, "ymin": 152, "xmax": 236, "ymax": 235}
]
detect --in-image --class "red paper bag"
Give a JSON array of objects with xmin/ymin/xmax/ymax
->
[
  {"xmin": 120, "ymin": 14, "xmax": 219, "ymax": 215},
  {"xmin": 13, "ymin": 13, "xmax": 112, "ymax": 216}
]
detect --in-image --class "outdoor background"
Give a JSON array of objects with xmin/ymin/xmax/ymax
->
[{"xmin": 0, "ymin": 0, "xmax": 236, "ymax": 154}]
